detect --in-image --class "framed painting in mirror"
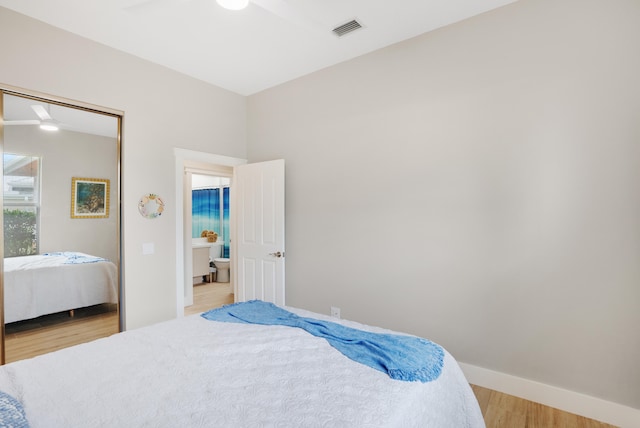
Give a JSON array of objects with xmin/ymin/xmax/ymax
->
[{"xmin": 71, "ymin": 177, "xmax": 110, "ymax": 219}]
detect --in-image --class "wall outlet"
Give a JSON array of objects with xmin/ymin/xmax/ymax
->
[{"xmin": 330, "ymin": 306, "xmax": 341, "ymax": 319}]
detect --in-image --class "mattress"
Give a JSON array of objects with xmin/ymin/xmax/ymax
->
[{"xmin": 0, "ymin": 304, "xmax": 484, "ymax": 427}]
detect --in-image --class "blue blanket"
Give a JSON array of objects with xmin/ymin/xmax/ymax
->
[
  {"xmin": 43, "ymin": 252, "xmax": 107, "ymax": 264},
  {"xmin": 202, "ymin": 300, "xmax": 444, "ymax": 383}
]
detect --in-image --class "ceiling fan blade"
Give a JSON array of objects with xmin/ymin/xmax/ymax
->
[
  {"xmin": 4, "ymin": 120, "xmax": 41, "ymax": 126},
  {"xmin": 31, "ymin": 105, "xmax": 53, "ymax": 121},
  {"xmin": 250, "ymin": 0, "xmax": 327, "ymax": 32}
]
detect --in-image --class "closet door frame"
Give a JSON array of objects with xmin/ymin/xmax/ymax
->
[{"xmin": 0, "ymin": 84, "xmax": 123, "ymax": 364}]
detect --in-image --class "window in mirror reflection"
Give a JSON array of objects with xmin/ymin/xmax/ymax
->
[{"xmin": 3, "ymin": 154, "xmax": 40, "ymax": 257}]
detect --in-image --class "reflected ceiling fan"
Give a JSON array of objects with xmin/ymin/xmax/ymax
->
[{"xmin": 4, "ymin": 105, "xmax": 61, "ymax": 131}]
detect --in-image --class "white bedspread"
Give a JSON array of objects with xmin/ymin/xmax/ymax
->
[
  {"xmin": 3, "ymin": 253, "xmax": 118, "ymax": 323},
  {"xmin": 0, "ymin": 306, "xmax": 484, "ymax": 427}
]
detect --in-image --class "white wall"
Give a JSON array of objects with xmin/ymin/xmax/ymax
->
[
  {"xmin": 1, "ymin": 0, "xmax": 639, "ymax": 421},
  {"xmin": 248, "ymin": 0, "xmax": 640, "ymax": 413},
  {"xmin": 0, "ymin": 7, "xmax": 247, "ymax": 329},
  {"xmin": 5, "ymin": 126, "xmax": 118, "ymax": 263}
]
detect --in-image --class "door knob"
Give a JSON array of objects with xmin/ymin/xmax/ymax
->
[{"xmin": 269, "ymin": 251, "xmax": 284, "ymax": 258}]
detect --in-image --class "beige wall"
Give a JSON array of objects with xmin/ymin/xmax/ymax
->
[
  {"xmin": 248, "ymin": 0, "xmax": 640, "ymax": 410},
  {"xmin": 5, "ymin": 126, "xmax": 118, "ymax": 263},
  {"xmin": 0, "ymin": 7, "xmax": 247, "ymax": 329}
]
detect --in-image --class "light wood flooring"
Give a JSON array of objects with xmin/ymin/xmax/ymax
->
[
  {"xmin": 471, "ymin": 384, "xmax": 617, "ymax": 428},
  {"xmin": 2, "ymin": 283, "xmax": 616, "ymax": 427},
  {"xmin": 4, "ymin": 304, "xmax": 119, "ymax": 363},
  {"xmin": 185, "ymin": 279, "xmax": 234, "ymax": 316}
]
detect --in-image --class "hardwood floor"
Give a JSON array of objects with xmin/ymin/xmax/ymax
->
[
  {"xmin": 471, "ymin": 384, "xmax": 618, "ymax": 428},
  {"xmin": 185, "ymin": 279, "xmax": 234, "ymax": 316},
  {"xmin": 5, "ymin": 305, "xmax": 119, "ymax": 363},
  {"xmin": 3, "ymin": 286, "xmax": 616, "ymax": 427}
]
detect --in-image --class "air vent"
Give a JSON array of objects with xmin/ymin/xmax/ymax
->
[{"xmin": 332, "ymin": 19, "xmax": 362, "ymax": 37}]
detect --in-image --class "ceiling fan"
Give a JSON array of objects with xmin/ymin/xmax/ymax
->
[{"xmin": 4, "ymin": 105, "xmax": 61, "ymax": 131}]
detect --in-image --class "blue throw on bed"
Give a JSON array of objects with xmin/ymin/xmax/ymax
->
[
  {"xmin": 202, "ymin": 300, "xmax": 444, "ymax": 383},
  {"xmin": 43, "ymin": 252, "xmax": 107, "ymax": 264}
]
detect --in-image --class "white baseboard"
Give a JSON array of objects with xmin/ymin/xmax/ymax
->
[{"xmin": 459, "ymin": 363, "xmax": 640, "ymax": 428}]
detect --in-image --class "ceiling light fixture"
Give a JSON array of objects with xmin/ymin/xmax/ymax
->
[
  {"xmin": 216, "ymin": 0, "xmax": 249, "ymax": 11},
  {"xmin": 39, "ymin": 119, "xmax": 59, "ymax": 131}
]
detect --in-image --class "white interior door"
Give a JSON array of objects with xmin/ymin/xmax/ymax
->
[{"xmin": 234, "ymin": 159, "xmax": 285, "ymax": 305}]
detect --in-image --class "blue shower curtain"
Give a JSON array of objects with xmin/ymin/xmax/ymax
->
[
  {"xmin": 192, "ymin": 187, "xmax": 230, "ymax": 258},
  {"xmin": 192, "ymin": 189, "xmax": 220, "ymax": 239}
]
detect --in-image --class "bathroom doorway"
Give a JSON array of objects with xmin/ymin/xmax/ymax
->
[
  {"xmin": 174, "ymin": 149, "xmax": 285, "ymax": 316},
  {"xmin": 190, "ymin": 172, "xmax": 232, "ymax": 312},
  {"xmin": 174, "ymin": 149, "xmax": 247, "ymax": 316},
  {"xmin": 183, "ymin": 162, "xmax": 234, "ymax": 311}
]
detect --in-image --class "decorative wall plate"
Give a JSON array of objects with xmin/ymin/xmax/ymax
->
[{"xmin": 138, "ymin": 194, "xmax": 165, "ymax": 219}]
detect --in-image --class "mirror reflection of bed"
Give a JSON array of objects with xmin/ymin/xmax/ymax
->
[
  {"xmin": 2, "ymin": 91, "xmax": 121, "ymax": 363},
  {"xmin": 3, "ymin": 252, "xmax": 119, "ymax": 362}
]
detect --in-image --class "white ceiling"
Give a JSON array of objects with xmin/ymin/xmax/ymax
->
[
  {"xmin": 3, "ymin": 93, "xmax": 118, "ymax": 138},
  {"xmin": 0, "ymin": 0, "xmax": 518, "ymax": 96}
]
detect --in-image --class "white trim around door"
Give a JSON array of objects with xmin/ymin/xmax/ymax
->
[{"xmin": 174, "ymin": 148, "xmax": 246, "ymax": 317}]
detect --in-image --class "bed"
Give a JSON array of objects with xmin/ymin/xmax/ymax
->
[
  {"xmin": 3, "ymin": 252, "xmax": 118, "ymax": 324},
  {"xmin": 0, "ymin": 300, "xmax": 485, "ymax": 427}
]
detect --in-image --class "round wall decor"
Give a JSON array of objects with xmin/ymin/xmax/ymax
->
[{"xmin": 138, "ymin": 194, "xmax": 165, "ymax": 219}]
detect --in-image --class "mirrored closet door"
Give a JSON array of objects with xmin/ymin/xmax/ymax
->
[{"xmin": 0, "ymin": 89, "xmax": 122, "ymax": 364}]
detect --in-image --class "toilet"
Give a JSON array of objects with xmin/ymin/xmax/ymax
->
[{"xmin": 213, "ymin": 258, "xmax": 230, "ymax": 282}]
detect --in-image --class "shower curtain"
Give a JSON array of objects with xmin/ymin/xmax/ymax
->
[
  {"xmin": 192, "ymin": 188, "xmax": 219, "ymax": 239},
  {"xmin": 192, "ymin": 188, "xmax": 230, "ymax": 257}
]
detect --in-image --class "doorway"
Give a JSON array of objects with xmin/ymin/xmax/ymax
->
[
  {"xmin": 189, "ymin": 172, "xmax": 232, "ymax": 313},
  {"xmin": 173, "ymin": 149, "xmax": 246, "ymax": 316},
  {"xmin": 174, "ymin": 151, "xmax": 286, "ymax": 317}
]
